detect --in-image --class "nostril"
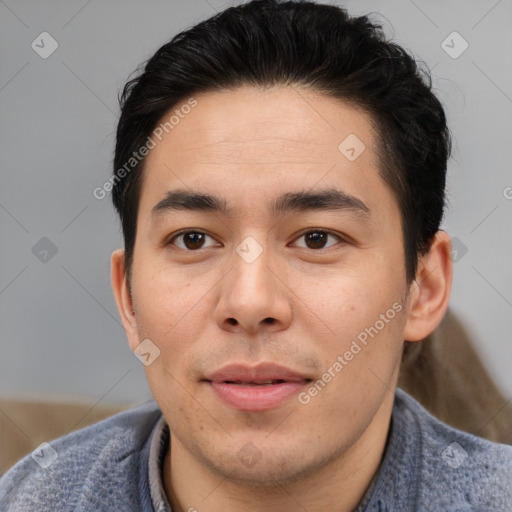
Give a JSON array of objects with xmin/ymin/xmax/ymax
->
[{"xmin": 227, "ymin": 318, "xmax": 238, "ymax": 325}]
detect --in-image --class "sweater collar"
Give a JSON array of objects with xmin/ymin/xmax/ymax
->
[
  {"xmin": 362, "ymin": 388, "xmax": 422, "ymax": 511},
  {"xmin": 143, "ymin": 388, "xmax": 421, "ymax": 511}
]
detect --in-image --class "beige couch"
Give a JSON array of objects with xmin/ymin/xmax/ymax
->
[{"xmin": 0, "ymin": 398, "xmax": 129, "ymax": 475}]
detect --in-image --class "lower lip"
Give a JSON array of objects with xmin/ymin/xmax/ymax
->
[{"xmin": 208, "ymin": 381, "xmax": 308, "ymax": 411}]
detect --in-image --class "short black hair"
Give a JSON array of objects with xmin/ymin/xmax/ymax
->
[{"xmin": 112, "ymin": 0, "xmax": 451, "ymax": 286}]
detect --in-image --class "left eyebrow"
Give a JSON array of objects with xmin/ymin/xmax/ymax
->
[
  {"xmin": 151, "ymin": 187, "xmax": 371, "ymax": 218},
  {"xmin": 268, "ymin": 188, "xmax": 370, "ymax": 216}
]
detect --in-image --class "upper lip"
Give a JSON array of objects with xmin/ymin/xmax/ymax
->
[{"xmin": 204, "ymin": 363, "xmax": 312, "ymax": 383}]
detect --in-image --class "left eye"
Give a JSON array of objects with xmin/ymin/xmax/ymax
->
[{"xmin": 291, "ymin": 230, "xmax": 342, "ymax": 250}]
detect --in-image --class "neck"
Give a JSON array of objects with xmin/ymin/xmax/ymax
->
[{"xmin": 163, "ymin": 390, "xmax": 395, "ymax": 512}]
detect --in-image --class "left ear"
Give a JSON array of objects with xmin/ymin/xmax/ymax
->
[{"xmin": 403, "ymin": 230, "xmax": 453, "ymax": 342}]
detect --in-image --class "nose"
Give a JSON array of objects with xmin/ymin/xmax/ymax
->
[{"xmin": 214, "ymin": 241, "xmax": 293, "ymax": 335}]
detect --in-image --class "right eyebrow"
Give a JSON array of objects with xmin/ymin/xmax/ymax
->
[{"xmin": 151, "ymin": 189, "xmax": 232, "ymax": 217}]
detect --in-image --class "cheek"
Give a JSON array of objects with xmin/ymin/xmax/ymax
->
[
  {"xmin": 314, "ymin": 269, "xmax": 406, "ymax": 371},
  {"xmin": 134, "ymin": 256, "xmax": 202, "ymax": 320},
  {"xmin": 131, "ymin": 262, "xmax": 214, "ymax": 363},
  {"xmin": 313, "ymin": 273, "xmax": 385, "ymax": 335}
]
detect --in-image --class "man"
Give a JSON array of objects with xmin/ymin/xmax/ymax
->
[{"xmin": 1, "ymin": 0, "xmax": 511, "ymax": 510}]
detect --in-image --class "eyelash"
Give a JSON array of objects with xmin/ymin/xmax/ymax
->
[{"xmin": 166, "ymin": 229, "xmax": 345, "ymax": 251}]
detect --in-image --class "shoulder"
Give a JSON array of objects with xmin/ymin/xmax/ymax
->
[
  {"xmin": 0, "ymin": 400, "xmax": 162, "ymax": 512},
  {"xmin": 395, "ymin": 387, "xmax": 512, "ymax": 511}
]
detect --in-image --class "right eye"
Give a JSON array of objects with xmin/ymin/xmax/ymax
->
[{"xmin": 167, "ymin": 230, "xmax": 220, "ymax": 251}]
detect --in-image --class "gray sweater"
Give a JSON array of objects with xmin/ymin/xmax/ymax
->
[{"xmin": 1, "ymin": 387, "xmax": 511, "ymax": 511}]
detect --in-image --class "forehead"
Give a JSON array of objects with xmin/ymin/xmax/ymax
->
[
  {"xmin": 137, "ymin": 85, "xmax": 396, "ymax": 221},
  {"xmin": 155, "ymin": 86, "xmax": 376, "ymax": 162}
]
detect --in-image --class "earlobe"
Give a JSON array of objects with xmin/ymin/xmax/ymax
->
[
  {"xmin": 403, "ymin": 231, "xmax": 453, "ymax": 342},
  {"xmin": 111, "ymin": 249, "xmax": 139, "ymax": 348}
]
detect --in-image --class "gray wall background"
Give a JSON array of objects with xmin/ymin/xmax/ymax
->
[{"xmin": 1, "ymin": 0, "xmax": 511, "ymax": 407}]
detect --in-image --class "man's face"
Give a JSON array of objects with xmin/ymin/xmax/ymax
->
[{"xmin": 127, "ymin": 85, "xmax": 410, "ymax": 484}]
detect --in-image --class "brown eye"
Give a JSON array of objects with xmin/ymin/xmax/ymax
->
[
  {"xmin": 169, "ymin": 231, "xmax": 217, "ymax": 250},
  {"xmin": 293, "ymin": 230, "xmax": 342, "ymax": 250}
]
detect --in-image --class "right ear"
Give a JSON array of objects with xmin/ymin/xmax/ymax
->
[{"xmin": 111, "ymin": 248, "xmax": 139, "ymax": 351}]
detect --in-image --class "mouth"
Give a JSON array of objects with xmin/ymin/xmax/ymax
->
[
  {"xmin": 220, "ymin": 379, "xmax": 292, "ymax": 386},
  {"xmin": 203, "ymin": 363, "xmax": 313, "ymax": 411}
]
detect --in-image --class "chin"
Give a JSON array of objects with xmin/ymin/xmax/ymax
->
[{"xmin": 198, "ymin": 443, "xmax": 337, "ymax": 488}]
